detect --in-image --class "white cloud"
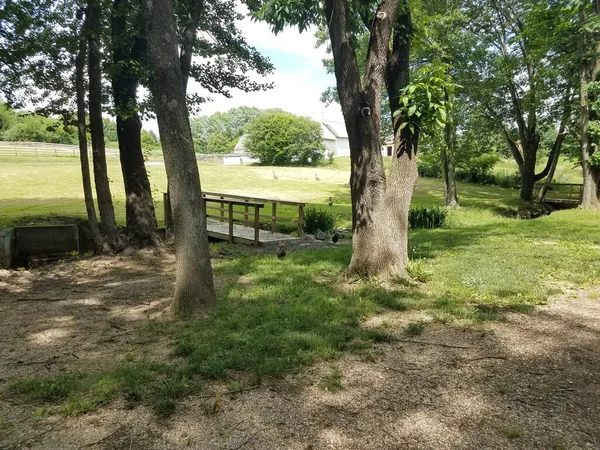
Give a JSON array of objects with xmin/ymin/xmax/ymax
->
[{"xmin": 143, "ymin": 3, "xmax": 342, "ymax": 133}]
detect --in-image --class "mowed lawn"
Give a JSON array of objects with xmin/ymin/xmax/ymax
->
[
  {"xmin": 0, "ymin": 155, "xmax": 517, "ymax": 228},
  {"xmin": 1, "ymin": 154, "xmax": 599, "ymax": 420}
]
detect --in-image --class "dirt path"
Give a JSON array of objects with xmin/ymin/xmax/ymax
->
[{"xmin": 1, "ymin": 253, "xmax": 599, "ymax": 449}]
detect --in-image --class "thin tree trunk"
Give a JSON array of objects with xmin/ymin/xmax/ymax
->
[
  {"xmin": 88, "ymin": 0, "xmax": 119, "ymax": 249},
  {"xmin": 536, "ymin": 138, "xmax": 562, "ymax": 203},
  {"xmin": 143, "ymin": 0, "xmax": 216, "ymax": 316},
  {"xmin": 111, "ymin": 0, "xmax": 160, "ymax": 246},
  {"xmin": 537, "ymin": 91, "xmax": 572, "ymax": 202},
  {"xmin": 442, "ymin": 115, "xmax": 459, "ymax": 208},
  {"xmin": 76, "ymin": 5, "xmax": 106, "ymax": 253}
]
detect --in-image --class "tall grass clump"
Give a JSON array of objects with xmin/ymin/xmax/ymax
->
[
  {"xmin": 409, "ymin": 205, "xmax": 447, "ymax": 229},
  {"xmin": 303, "ymin": 206, "xmax": 338, "ymax": 234}
]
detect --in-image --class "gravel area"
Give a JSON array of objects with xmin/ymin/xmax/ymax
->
[{"xmin": 0, "ymin": 252, "xmax": 598, "ymax": 450}]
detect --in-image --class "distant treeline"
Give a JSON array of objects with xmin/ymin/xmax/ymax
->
[{"xmin": 0, "ymin": 103, "xmax": 160, "ymax": 150}]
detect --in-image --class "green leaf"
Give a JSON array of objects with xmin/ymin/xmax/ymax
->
[{"xmin": 408, "ymin": 105, "xmax": 417, "ymax": 117}]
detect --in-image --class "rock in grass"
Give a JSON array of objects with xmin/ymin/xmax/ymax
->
[{"xmin": 314, "ymin": 229, "xmax": 327, "ymax": 240}]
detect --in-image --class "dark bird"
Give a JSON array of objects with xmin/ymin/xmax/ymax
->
[
  {"xmin": 276, "ymin": 241, "xmax": 286, "ymax": 259},
  {"xmin": 332, "ymin": 232, "xmax": 340, "ymax": 244},
  {"xmin": 327, "ymin": 197, "xmax": 333, "ymax": 207},
  {"xmin": 315, "ymin": 172, "xmax": 320, "ymax": 181},
  {"xmin": 273, "ymin": 171, "xmax": 278, "ymax": 180}
]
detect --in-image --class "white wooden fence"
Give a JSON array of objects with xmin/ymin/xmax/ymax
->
[{"xmin": 0, "ymin": 141, "xmax": 120, "ymax": 157}]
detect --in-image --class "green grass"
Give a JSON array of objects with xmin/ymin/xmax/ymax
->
[
  {"xmin": 492, "ymin": 156, "xmax": 582, "ymax": 184},
  {"xmin": 0, "ymin": 155, "xmax": 517, "ymax": 228},
  {"xmin": 405, "ymin": 322, "xmax": 426, "ymax": 336},
  {"xmin": 501, "ymin": 425, "xmax": 524, "ymax": 439},
  {"xmin": 319, "ymin": 365, "xmax": 344, "ymax": 393},
  {"xmin": 3, "ymin": 154, "xmax": 600, "ymax": 418}
]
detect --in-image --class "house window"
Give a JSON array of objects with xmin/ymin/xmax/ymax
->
[{"xmin": 387, "ymin": 145, "xmax": 393, "ymax": 156}]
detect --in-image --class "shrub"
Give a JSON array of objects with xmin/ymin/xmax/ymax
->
[
  {"xmin": 409, "ymin": 205, "xmax": 447, "ymax": 229},
  {"xmin": 303, "ymin": 206, "xmax": 338, "ymax": 234},
  {"xmin": 417, "ymin": 149, "xmax": 442, "ymax": 178},
  {"xmin": 245, "ymin": 111, "xmax": 325, "ymax": 166}
]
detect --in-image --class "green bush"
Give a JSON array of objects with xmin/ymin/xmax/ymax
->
[
  {"xmin": 245, "ymin": 111, "xmax": 325, "ymax": 166},
  {"xmin": 409, "ymin": 205, "xmax": 447, "ymax": 229},
  {"xmin": 303, "ymin": 206, "xmax": 338, "ymax": 234},
  {"xmin": 417, "ymin": 149, "xmax": 442, "ymax": 178}
]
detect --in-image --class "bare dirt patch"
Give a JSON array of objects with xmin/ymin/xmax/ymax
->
[{"xmin": 1, "ymin": 254, "xmax": 599, "ymax": 450}]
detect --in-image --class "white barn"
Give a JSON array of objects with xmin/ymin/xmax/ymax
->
[
  {"xmin": 321, "ymin": 121, "xmax": 350, "ymax": 158},
  {"xmin": 222, "ymin": 134, "xmax": 258, "ymax": 165}
]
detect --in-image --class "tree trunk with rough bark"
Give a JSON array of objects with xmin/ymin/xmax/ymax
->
[
  {"xmin": 143, "ymin": 0, "xmax": 216, "ymax": 316},
  {"xmin": 111, "ymin": 0, "xmax": 160, "ymax": 246},
  {"xmin": 325, "ymin": 0, "xmax": 417, "ymax": 279},
  {"xmin": 88, "ymin": 0, "xmax": 119, "ymax": 249},
  {"xmin": 442, "ymin": 118, "xmax": 459, "ymax": 208},
  {"xmin": 76, "ymin": 4, "xmax": 106, "ymax": 254},
  {"xmin": 579, "ymin": 0, "xmax": 600, "ymax": 209}
]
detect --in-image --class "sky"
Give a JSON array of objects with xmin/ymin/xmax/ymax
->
[{"xmin": 144, "ymin": 4, "xmax": 344, "ymax": 133}]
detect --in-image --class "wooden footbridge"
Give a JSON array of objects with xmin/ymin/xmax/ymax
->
[
  {"xmin": 164, "ymin": 191, "xmax": 305, "ymax": 246},
  {"xmin": 534, "ymin": 183, "xmax": 583, "ymax": 207}
]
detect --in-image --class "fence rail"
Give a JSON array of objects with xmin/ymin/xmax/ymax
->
[{"xmin": 0, "ymin": 141, "xmax": 120, "ymax": 158}]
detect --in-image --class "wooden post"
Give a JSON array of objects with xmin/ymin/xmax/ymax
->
[
  {"xmin": 228, "ymin": 202, "xmax": 234, "ymax": 243},
  {"xmin": 271, "ymin": 203, "xmax": 277, "ymax": 231},
  {"xmin": 569, "ymin": 184, "xmax": 574, "ymax": 201},
  {"xmin": 244, "ymin": 202, "xmax": 249, "ymax": 224},
  {"xmin": 254, "ymin": 206, "xmax": 260, "ymax": 246},
  {"xmin": 220, "ymin": 196, "xmax": 224, "ymax": 220},
  {"xmin": 163, "ymin": 191, "xmax": 173, "ymax": 235},
  {"xmin": 297, "ymin": 205, "xmax": 304, "ymax": 237}
]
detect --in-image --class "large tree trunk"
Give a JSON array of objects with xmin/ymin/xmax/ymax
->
[
  {"xmin": 143, "ymin": 0, "xmax": 216, "ymax": 317},
  {"xmin": 88, "ymin": 0, "xmax": 119, "ymax": 249},
  {"xmin": 580, "ymin": 106, "xmax": 600, "ymax": 208},
  {"xmin": 116, "ymin": 111, "xmax": 160, "ymax": 245},
  {"xmin": 442, "ymin": 117, "xmax": 459, "ymax": 208},
  {"xmin": 520, "ymin": 144, "xmax": 538, "ymax": 201},
  {"xmin": 580, "ymin": 0, "xmax": 600, "ymax": 209},
  {"xmin": 111, "ymin": 0, "xmax": 160, "ymax": 245},
  {"xmin": 325, "ymin": 0, "xmax": 416, "ymax": 279},
  {"xmin": 76, "ymin": 5, "xmax": 106, "ymax": 254}
]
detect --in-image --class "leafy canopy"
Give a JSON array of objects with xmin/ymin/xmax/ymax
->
[{"xmin": 395, "ymin": 63, "xmax": 457, "ymax": 137}]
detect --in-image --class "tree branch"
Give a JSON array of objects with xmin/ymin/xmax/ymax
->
[
  {"xmin": 180, "ymin": 0, "xmax": 204, "ymax": 90},
  {"xmin": 324, "ymin": 0, "xmax": 362, "ymax": 119},
  {"xmin": 535, "ymin": 89, "xmax": 573, "ymax": 182}
]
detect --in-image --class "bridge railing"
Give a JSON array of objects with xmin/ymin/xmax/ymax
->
[
  {"xmin": 163, "ymin": 191, "xmax": 304, "ymax": 246},
  {"xmin": 534, "ymin": 183, "xmax": 583, "ymax": 204},
  {"xmin": 202, "ymin": 191, "xmax": 305, "ymax": 237}
]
